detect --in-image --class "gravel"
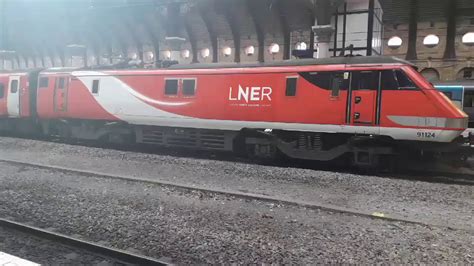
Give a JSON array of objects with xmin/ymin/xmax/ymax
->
[
  {"xmin": 0, "ymin": 226, "xmax": 119, "ymax": 265},
  {"xmin": 0, "ymin": 162, "xmax": 472, "ymax": 264},
  {"xmin": 0, "ymin": 137, "xmax": 472, "ymax": 230}
]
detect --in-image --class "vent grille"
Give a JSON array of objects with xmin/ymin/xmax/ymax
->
[{"xmin": 137, "ymin": 127, "xmax": 233, "ymax": 151}]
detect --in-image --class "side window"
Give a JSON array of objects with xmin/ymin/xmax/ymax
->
[
  {"xmin": 0, "ymin": 83, "xmax": 4, "ymax": 98},
  {"xmin": 395, "ymin": 70, "xmax": 417, "ymax": 89},
  {"xmin": 57, "ymin": 77, "xmax": 65, "ymax": 89},
  {"xmin": 39, "ymin": 77, "xmax": 49, "ymax": 88},
  {"xmin": 381, "ymin": 70, "xmax": 399, "ymax": 90},
  {"xmin": 300, "ymin": 71, "xmax": 349, "ymax": 95},
  {"xmin": 331, "ymin": 72, "xmax": 349, "ymax": 97},
  {"xmin": 285, "ymin": 77, "xmax": 298, "ymax": 96},
  {"xmin": 165, "ymin": 79, "xmax": 179, "ymax": 96},
  {"xmin": 353, "ymin": 71, "xmax": 378, "ymax": 90},
  {"xmin": 464, "ymin": 90, "xmax": 474, "ymax": 108},
  {"xmin": 92, "ymin": 80, "xmax": 100, "ymax": 94},
  {"xmin": 441, "ymin": 91, "xmax": 453, "ymax": 100},
  {"xmin": 10, "ymin": 80, "xmax": 18, "ymax": 93},
  {"xmin": 300, "ymin": 72, "xmax": 332, "ymax": 89},
  {"xmin": 182, "ymin": 79, "xmax": 196, "ymax": 96}
]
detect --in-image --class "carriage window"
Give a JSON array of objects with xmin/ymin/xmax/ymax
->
[
  {"xmin": 39, "ymin": 77, "xmax": 49, "ymax": 88},
  {"xmin": 57, "ymin": 77, "xmax": 65, "ymax": 89},
  {"xmin": 441, "ymin": 91, "xmax": 453, "ymax": 99},
  {"xmin": 92, "ymin": 80, "xmax": 100, "ymax": 94},
  {"xmin": 464, "ymin": 90, "xmax": 474, "ymax": 108},
  {"xmin": 300, "ymin": 72, "xmax": 331, "ymax": 89},
  {"xmin": 182, "ymin": 79, "xmax": 196, "ymax": 96},
  {"xmin": 10, "ymin": 80, "xmax": 18, "ymax": 93},
  {"xmin": 285, "ymin": 77, "xmax": 298, "ymax": 96},
  {"xmin": 165, "ymin": 79, "xmax": 178, "ymax": 95},
  {"xmin": 395, "ymin": 70, "xmax": 417, "ymax": 89},
  {"xmin": 0, "ymin": 83, "xmax": 4, "ymax": 98},
  {"xmin": 381, "ymin": 70, "xmax": 399, "ymax": 90},
  {"xmin": 352, "ymin": 71, "xmax": 378, "ymax": 90},
  {"xmin": 331, "ymin": 72, "xmax": 349, "ymax": 97}
]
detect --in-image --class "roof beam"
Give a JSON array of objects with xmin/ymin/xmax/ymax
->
[
  {"xmin": 276, "ymin": 0, "xmax": 291, "ymax": 60},
  {"xmin": 199, "ymin": 3, "xmax": 218, "ymax": 63},
  {"xmin": 222, "ymin": 0, "xmax": 241, "ymax": 63},
  {"xmin": 246, "ymin": 0, "xmax": 265, "ymax": 62},
  {"xmin": 406, "ymin": 0, "xmax": 418, "ymax": 60},
  {"xmin": 184, "ymin": 17, "xmax": 199, "ymax": 63},
  {"xmin": 443, "ymin": 0, "xmax": 457, "ymax": 59}
]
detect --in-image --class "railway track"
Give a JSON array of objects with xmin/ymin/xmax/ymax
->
[
  {"xmin": 0, "ymin": 158, "xmax": 472, "ymax": 232},
  {"xmin": 0, "ymin": 218, "xmax": 168, "ymax": 265},
  {"xmin": 3, "ymin": 133, "xmax": 473, "ymax": 183}
]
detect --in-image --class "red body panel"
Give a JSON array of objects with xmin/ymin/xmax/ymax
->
[
  {"xmin": 28, "ymin": 62, "xmax": 466, "ymax": 144},
  {"xmin": 37, "ymin": 73, "xmax": 117, "ymax": 121}
]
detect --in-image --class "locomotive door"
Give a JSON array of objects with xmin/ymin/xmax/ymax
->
[
  {"xmin": 7, "ymin": 76, "xmax": 21, "ymax": 117},
  {"xmin": 54, "ymin": 76, "xmax": 68, "ymax": 113},
  {"xmin": 349, "ymin": 71, "xmax": 379, "ymax": 125}
]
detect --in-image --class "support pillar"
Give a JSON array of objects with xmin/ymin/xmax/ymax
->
[
  {"xmin": 312, "ymin": 25, "xmax": 334, "ymax": 59},
  {"xmin": 406, "ymin": 0, "xmax": 418, "ymax": 60},
  {"xmin": 443, "ymin": 0, "xmax": 457, "ymax": 59}
]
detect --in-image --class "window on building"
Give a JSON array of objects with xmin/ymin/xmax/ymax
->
[
  {"xmin": 463, "ymin": 69, "xmax": 473, "ymax": 80},
  {"xmin": 464, "ymin": 90, "xmax": 474, "ymax": 108},
  {"xmin": 92, "ymin": 80, "xmax": 100, "ymax": 94},
  {"xmin": 39, "ymin": 77, "xmax": 49, "ymax": 88},
  {"xmin": 462, "ymin": 32, "xmax": 474, "ymax": 45},
  {"xmin": 182, "ymin": 79, "xmax": 196, "ymax": 96},
  {"xmin": 165, "ymin": 79, "xmax": 179, "ymax": 95},
  {"xmin": 0, "ymin": 83, "xmax": 4, "ymax": 98},
  {"xmin": 387, "ymin": 36, "xmax": 403, "ymax": 49},
  {"xmin": 423, "ymin": 34, "xmax": 440, "ymax": 48},
  {"xmin": 285, "ymin": 77, "xmax": 298, "ymax": 96},
  {"xmin": 10, "ymin": 80, "xmax": 18, "ymax": 93}
]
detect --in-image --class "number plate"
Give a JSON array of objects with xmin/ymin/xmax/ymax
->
[{"xmin": 417, "ymin": 132, "xmax": 436, "ymax": 139}]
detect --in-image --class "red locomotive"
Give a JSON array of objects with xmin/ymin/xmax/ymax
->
[{"xmin": 0, "ymin": 57, "xmax": 471, "ymax": 168}]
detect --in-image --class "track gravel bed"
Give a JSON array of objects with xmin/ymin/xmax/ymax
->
[
  {"xmin": 0, "ymin": 226, "xmax": 117, "ymax": 265},
  {"xmin": 0, "ymin": 162, "xmax": 472, "ymax": 264},
  {"xmin": 0, "ymin": 137, "xmax": 472, "ymax": 230}
]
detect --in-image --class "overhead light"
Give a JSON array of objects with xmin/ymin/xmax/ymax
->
[
  {"xmin": 165, "ymin": 36, "xmax": 186, "ymax": 42},
  {"xmin": 66, "ymin": 44, "xmax": 86, "ymax": 49},
  {"xmin": 165, "ymin": 36, "xmax": 186, "ymax": 50},
  {"xmin": 0, "ymin": 50, "xmax": 16, "ymax": 55}
]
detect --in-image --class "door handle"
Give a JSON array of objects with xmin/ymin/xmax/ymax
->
[
  {"xmin": 355, "ymin": 96, "xmax": 362, "ymax": 104},
  {"xmin": 354, "ymin": 112, "xmax": 360, "ymax": 120}
]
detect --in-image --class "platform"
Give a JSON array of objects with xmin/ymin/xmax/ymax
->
[{"xmin": 0, "ymin": 252, "xmax": 39, "ymax": 266}]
